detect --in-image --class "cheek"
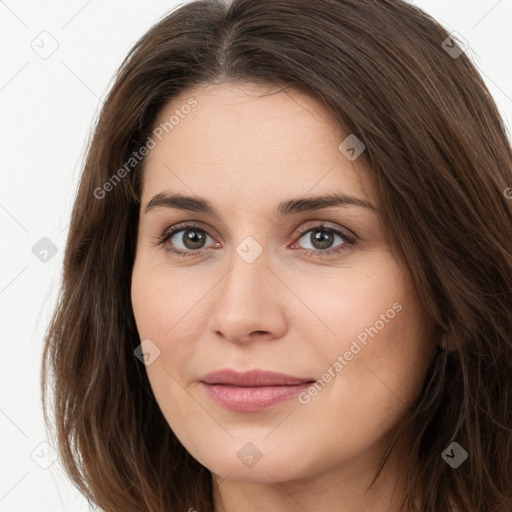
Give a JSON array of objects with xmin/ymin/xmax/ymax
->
[
  {"xmin": 131, "ymin": 256, "xmax": 208, "ymax": 344},
  {"xmin": 293, "ymin": 252, "xmax": 411, "ymax": 355},
  {"xmin": 298, "ymin": 253, "xmax": 433, "ymax": 422},
  {"xmin": 130, "ymin": 256, "xmax": 211, "ymax": 394},
  {"xmin": 131, "ymin": 259, "xmax": 203, "ymax": 440}
]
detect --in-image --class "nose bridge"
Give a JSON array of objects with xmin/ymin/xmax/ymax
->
[
  {"xmin": 209, "ymin": 237, "xmax": 286, "ymax": 341},
  {"xmin": 220, "ymin": 240, "xmax": 269, "ymax": 312}
]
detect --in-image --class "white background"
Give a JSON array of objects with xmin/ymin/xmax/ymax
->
[{"xmin": 0, "ymin": 1, "xmax": 511, "ymax": 510}]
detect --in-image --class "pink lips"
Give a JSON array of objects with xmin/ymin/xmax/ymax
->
[{"xmin": 200, "ymin": 369, "xmax": 315, "ymax": 412}]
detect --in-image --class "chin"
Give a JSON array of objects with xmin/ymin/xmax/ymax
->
[{"xmin": 192, "ymin": 441, "xmax": 315, "ymax": 484}]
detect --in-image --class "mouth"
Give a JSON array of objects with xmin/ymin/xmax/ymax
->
[{"xmin": 200, "ymin": 369, "xmax": 316, "ymax": 412}]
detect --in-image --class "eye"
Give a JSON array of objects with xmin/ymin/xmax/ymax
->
[
  {"xmin": 155, "ymin": 222, "xmax": 219, "ymax": 257},
  {"xmin": 291, "ymin": 223, "xmax": 355, "ymax": 257}
]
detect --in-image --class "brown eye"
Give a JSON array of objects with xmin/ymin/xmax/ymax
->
[
  {"xmin": 294, "ymin": 225, "xmax": 354, "ymax": 256},
  {"xmin": 172, "ymin": 228, "xmax": 208, "ymax": 250},
  {"xmin": 162, "ymin": 227, "xmax": 213, "ymax": 251},
  {"xmin": 301, "ymin": 229, "xmax": 337, "ymax": 250},
  {"xmin": 157, "ymin": 223, "xmax": 219, "ymax": 258}
]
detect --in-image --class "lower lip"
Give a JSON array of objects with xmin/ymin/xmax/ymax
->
[{"xmin": 201, "ymin": 382, "xmax": 313, "ymax": 412}]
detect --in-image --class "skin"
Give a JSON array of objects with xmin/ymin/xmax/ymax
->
[{"xmin": 131, "ymin": 82, "xmax": 436, "ymax": 512}]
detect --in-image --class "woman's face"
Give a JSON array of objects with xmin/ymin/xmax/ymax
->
[{"xmin": 131, "ymin": 82, "xmax": 435, "ymax": 484}]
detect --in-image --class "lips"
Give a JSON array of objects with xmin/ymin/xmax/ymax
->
[
  {"xmin": 201, "ymin": 368, "xmax": 316, "ymax": 386},
  {"xmin": 200, "ymin": 369, "xmax": 316, "ymax": 412}
]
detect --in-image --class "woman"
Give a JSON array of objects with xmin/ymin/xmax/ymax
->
[{"xmin": 41, "ymin": 0, "xmax": 512, "ymax": 511}]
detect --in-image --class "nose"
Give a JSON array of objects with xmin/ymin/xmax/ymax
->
[{"xmin": 207, "ymin": 248, "xmax": 287, "ymax": 344}]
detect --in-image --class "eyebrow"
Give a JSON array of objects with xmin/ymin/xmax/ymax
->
[{"xmin": 143, "ymin": 192, "xmax": 378, "ymax": 218}]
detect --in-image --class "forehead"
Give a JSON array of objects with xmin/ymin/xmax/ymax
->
[{"xmin": 141, "ymin": 82, "xmax": 377, "ymax": 210}]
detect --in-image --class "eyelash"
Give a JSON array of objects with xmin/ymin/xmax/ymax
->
[{"xmin": 154, "ymin": 221, "xmax": 356, "ymax": 258}]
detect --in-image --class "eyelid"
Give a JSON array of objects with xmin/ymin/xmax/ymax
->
[{"xmin": 292, "ymin": 221, "xmax": 356, "ymax": 242}]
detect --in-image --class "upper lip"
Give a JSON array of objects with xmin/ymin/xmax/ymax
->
[{"xmin": 201, "ymin": 369, "xmax": 316, "ymax": 387}]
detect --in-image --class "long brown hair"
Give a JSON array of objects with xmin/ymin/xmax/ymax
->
[{"xmin": 41, "ymin": 0, "xmax": 512, "ymax": 510}]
